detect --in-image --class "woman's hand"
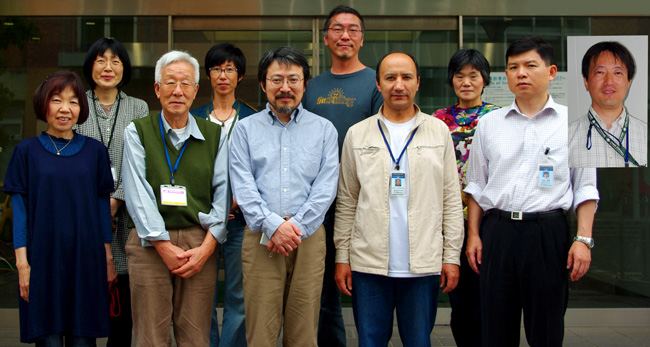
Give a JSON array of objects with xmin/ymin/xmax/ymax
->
[
  {"xmin": 105, "ymin": 244, "xmax": 118, "ymax": 287},
  {"xmin": 15, "ymin": 247, "xmax": 30, "ymax": 302}
]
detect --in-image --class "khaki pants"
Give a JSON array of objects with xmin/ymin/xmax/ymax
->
[
  {"xmin": 126, "ymin": 226, "xmax": 217, "ymax": 347},
  {"xmin": 242, "ymin": 225, "xmax": 326, "ymax": 347}
]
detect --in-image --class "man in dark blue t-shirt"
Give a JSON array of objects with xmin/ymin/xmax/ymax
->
[{"xmin": 303, "ymin": 5, "xmax": 382, "ymax": 347}]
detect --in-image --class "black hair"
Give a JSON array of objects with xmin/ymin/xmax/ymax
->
[
  {"xmin": 34, "ymin": 70, "xmax": 89, "ymax": 125},
  {"xmin": 581, "ymin": 41, "xmax": 636, "ymax": 81},
  {"xmin": 258, "ymin": 46, "xmax": 310, "ymax": 88},
  {"xmin": 83, "ymin": 38, "xmax": 132, "ymax": 89},
  {"xmin": 323, "ymin": 5, "xmax": 365, "ymax": 33},
  {"xmin": 375, "ymin": 51, "xmax": 419, "ymax": 83},
  {"xmin": 506, "ymin": 36, "xmax": 553, "ymax": 66},
  {"xmin": 204, "ymin": 42, "xmax": 247, "ymax": 80},
  {"xmin": 446, "ymin": 49, "xmax": 491, "ymax": 88}
]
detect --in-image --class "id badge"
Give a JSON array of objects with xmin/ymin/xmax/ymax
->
[
  {"xmin": 160, "ymin": 185, "xmax": 188, "ymax": 206},
  {"xmin": 538, "ymin": 165, "xmax": 554, "ymax": 188},
  {"xmin": 111, "ymin": 167, "xmax": 117, "ymax": 182},
  {"xmin": 390, "ymin": 171, "xmax": 407, "ymax": 196}
]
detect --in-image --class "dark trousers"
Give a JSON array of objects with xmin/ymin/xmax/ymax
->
[
  {"xmin": 449, "ymin": 230, "xmax": 482, "ymax": 347},
  {"xmin": 317, "ymin": 203, "xmax": 347, "ymax": 347},
  {"xmin": 480, "ymin": 211, "xmax": 570, "ymax": 347},
  {"xmin": 107, "ymin": 274, "xmax": 132, "ymax": 347}
]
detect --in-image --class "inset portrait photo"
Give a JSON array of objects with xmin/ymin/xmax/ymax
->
[{"xmin": 567, "ymin": 35, "xmax": 648, "ymax": 168}]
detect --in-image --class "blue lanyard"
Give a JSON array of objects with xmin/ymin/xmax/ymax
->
[
  {"xmin": 377, "ymin": 119, "xmax": 418, "ymax": 171},
  {"xmin": 586, "ymin": 110, "xmax": 637, "ymax": 167},
  {"xmin": 451, "ymin": 101, "xmax": 486, "ymax": 126},
  {"xmin": 159, "ymin": 113, "xmax": 189, "ymax": 185}
]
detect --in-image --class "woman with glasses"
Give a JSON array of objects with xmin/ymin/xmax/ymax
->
[
  {"xmin": 74, "ymin": 37, "xmax": 149, "ymax": 346},
  {"xmin": 4, "ymin": 71, "xmax": 114, "ymax": 346},
  {"xmin": 191, "ymin": 42, "xmax": 256, "ymax": 347}
]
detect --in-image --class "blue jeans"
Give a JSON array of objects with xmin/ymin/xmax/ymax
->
[
  {"xmin": 210, "ymin": 213, "xmax": 247, "ymax": 347},
  {"xmin": 36, "ymin": 334, "xmax": 96, "ymax": 347},
  {"xmin": 351, "ymin": 272, "xmax": 440, "ymax": 347}
]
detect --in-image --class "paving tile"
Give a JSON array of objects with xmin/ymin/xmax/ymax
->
[
  {"xmin": 611, "ymin": 327, "xmax": 650, "ymax": 346},
  {"xmin": 569, "ymin": 327, "xmax": 639, "ymax": 346}
]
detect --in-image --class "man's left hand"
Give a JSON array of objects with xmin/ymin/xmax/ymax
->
[
  {"xmin": 172, "ymin": 245, "xmax": 215, "ymax": 278},
  {"xmin": 567, "ymin": 241, "xmax": 591, "ymax": 281},
  {"xmin": 440, "ymin": 263, "xmax": 460, "ymax": 293}
]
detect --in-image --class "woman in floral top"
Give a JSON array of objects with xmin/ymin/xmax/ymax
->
[{"xmin": 433, "ymin": 48, "xmax": 499, "ymax": 347}]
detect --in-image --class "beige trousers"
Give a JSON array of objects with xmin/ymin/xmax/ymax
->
[
  {"xmin": 242, "ymin": 225, "xmax": 326, "ymax": 347},
  {"xmin": 126, "ymin": 226, "xmax": 217, "ymax": 347}
]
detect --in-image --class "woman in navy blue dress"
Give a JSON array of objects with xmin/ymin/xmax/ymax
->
[{"xmin": 3, "ymin": 71, "xmax": 115, "ymax": 346}]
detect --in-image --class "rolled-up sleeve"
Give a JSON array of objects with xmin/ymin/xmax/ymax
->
[
  {"xmin": 463, "ymin": 120, "xmax": 488, "ymax": 202},
  {"xmin": 570, "ymin": 167, "xmax": 599, "ymax": 211}
]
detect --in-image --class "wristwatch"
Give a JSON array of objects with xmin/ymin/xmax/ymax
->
[{"xmin": 573, "ymin": 236, "xmax": 594, "ymax": 249}]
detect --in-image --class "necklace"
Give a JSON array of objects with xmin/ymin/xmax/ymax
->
[
  {"xmin": 211, "ymin": 107, "xmax": 235, "ymax": 126},
  {"xmin": 47, "ymin": 132, "xmax": 74, "ymax": 155}
]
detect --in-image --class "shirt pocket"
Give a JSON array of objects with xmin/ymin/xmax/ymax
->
[
  {"xmin": 411, "ymin": 144, "xmax": 446, "ymax": 179},
  {"xmin": 351, "ymin": 146, "xmax": 384, "ymax": 182}
]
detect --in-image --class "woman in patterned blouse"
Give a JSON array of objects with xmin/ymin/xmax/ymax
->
[{"xmin": 433, "ymin": 48, "xmax": 499, "ymax": 347}]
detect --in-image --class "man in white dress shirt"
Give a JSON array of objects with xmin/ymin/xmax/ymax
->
[
  {"xmin": 569, "ymin": 40, "xmax": 647, "ymax": 168},
  {"xmin": 465, "ymin": 36, "xmax": 600, "ymax": 346}
]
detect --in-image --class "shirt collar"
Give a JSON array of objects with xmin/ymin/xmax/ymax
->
[
  {"xmin": 264, "ymin": 102, "xmax": 304, "ymax": 125},
  {"xmin": 160, "ymin": 111, "xmax": 205, "ymax": 141},
  {"xmin": 588, "ymin": 106, "xmax": 627, "ymax": 129},
  {"xmin": 376, "ymin": 104, "xmax": 425, "ymax": 128},
  {"xmin": 506, "ymin": 94, "xmax": 561, "ymax": 119}
]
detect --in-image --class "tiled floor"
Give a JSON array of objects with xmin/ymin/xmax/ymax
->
[{"xmin": 1, "ymin": 309, "xmax": 649, "ymax": 346}]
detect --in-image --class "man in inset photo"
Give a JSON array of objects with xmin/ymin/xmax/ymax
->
[{"xmin": 569, "ymin": 39, "xmax": 647, "ymax": 168}]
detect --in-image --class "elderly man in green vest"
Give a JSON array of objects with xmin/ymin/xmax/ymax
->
[{"xmin": 122, "ymin": 50, "xmax": 229, "ymax": 347}]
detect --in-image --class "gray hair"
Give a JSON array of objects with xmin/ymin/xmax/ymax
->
[{"xmin": 154, "ymin": 50, "xmax": 200, "ymax": 84}]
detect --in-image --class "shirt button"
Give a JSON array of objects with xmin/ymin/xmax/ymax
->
[
  {"xmin": 284, "ymin": 210, "xmax": 288, "ymax": 214},
  {"xmin": 283, "ymin": 147, "xmax": 287, "ymax": 151},
  {"xmin": 283, "ymin": 188, "xmax": 287, "ymax": 192},
  {"xmin": 284, "ymin": 168, "xmax": 288, "ymax": 171}
]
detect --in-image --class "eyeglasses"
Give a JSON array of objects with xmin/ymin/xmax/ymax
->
[
  {"xmin": 209, "ymin": 67, "xmax": 238, "ymax": 75},
  {"xmin": 158, "ymin": 80, "xmax": 196, "ymax": 92},
  {"xmin": 327, "ymin": 26, "xmax": 363, "ymax": 38},
  {"xmin": 94, "ymin": 58, "xmax": 122, "ymax": 67},
  {"xmin": 266, "ymin": 76, "xmax": 304, "ymax": 88}
]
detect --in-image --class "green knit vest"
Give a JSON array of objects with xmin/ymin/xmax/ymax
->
[{"xmin": 132, "ymin": 113, "xmax": 221, "ymax": 229}]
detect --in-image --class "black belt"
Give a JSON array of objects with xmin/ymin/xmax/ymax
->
[{"xmin": 487, "ymin": 208, "xmax": 565, "ymax": 221}]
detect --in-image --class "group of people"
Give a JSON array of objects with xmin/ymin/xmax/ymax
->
[{"xmin": 5, "ymin": 5, "xmax": 603, "ymax": 347}]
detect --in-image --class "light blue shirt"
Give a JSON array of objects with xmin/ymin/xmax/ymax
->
[
  {"xmin": 229, "ymin": 103, "xmax": 339, "ymax": 240},
  {"xmin": 122, "ymin": 112, "xmax": 230, "ymax": 246}
]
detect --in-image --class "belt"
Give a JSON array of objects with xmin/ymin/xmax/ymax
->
[
  {"xmin": 488, "ymin": 208, "xmax": 565, "ymax": 221},
  {"xmin": 283, "ymin": 217, "xmax": 292, "ymax": 221}
]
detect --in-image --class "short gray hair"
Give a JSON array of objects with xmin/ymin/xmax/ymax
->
[{"xmin": 154, "ymin": 50, "xmax": 200, "ymax": 84}]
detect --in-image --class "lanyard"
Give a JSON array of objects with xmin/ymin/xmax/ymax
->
[
  {"xmin": 377, "ymin": 119, "xmax": 418, "ymax": 170},
  {"xmin": 159, "ymin": 113, "xmax": 190, "ymax": 185},
  {"xmin": 451, "ymin": 101, "xmax": 486, "ymax": 126},
  {"xmin": 586, "ymin": 110, "xmax": 638, "ymax": 167},
  {"xmin": 225, "ymin": 102, "xmax": 241, "ymax": 140},
  {"xmin": 91, "ymin": 90, "xmax": 122, "ymax": 151}
]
